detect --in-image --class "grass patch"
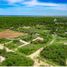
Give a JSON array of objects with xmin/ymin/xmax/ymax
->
[
  {"xmin": 0, "ymin": 38, "xmax": 11, "ymax": 44},
  {"xmin": 5, "ymin": 40, "xmax": 23, "ymax": 50},
  {"xmin": 18, "ymin": 44, "xmax": 45, "ymax": 55}
]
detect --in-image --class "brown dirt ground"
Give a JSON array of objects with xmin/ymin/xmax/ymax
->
[{"xmin": 0, "ymin": 29, "xmax": 24, "ymax": 38}]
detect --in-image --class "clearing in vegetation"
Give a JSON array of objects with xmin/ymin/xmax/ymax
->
[{"xmin": 0, "ymin": 29, "xmax": 24, "ymax": 38}]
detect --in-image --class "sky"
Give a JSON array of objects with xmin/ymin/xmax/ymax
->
[{"xmin": 0, "ymin": 0, "xmax": 67, "ymax": 16}]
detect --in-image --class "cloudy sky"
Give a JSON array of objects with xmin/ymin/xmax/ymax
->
[{"xmin": 0, "ymin": 0, "xmax": 67, "ymax": 16}]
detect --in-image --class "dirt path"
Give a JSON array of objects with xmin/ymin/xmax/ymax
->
[
  {"xmin": 0, "ymin": 56, "xmax": 5, "ymax": 63},
  {"xmin": 28, "ymin": 47, "xmax": 51, "ymax": 66},
  {"xmin": 28, "ymin": 34, "xmax": 57, "ymax": 66},
  {"xmin": 0, "ymin": 33, "xmax": 57, "ymax": 66},
  {"xmin": 5, "ymin": 41, "xmax": 13, "ymax": 44},
  {"xmin": 28, "ymin": 47, "xmax": 45, "ymax": 66},
  {"xmin": 0, "ymin": 43, "xmax": 14, "ymax": 52},
  {"xmin": 0, "ymin": 39, "xmax": 30, "ymax": 52},
  {"xmin": 14, "ymin": 39, "xmax": 30, "ymax": 51},
  {"xmin": 0, "ymin": 44, "xmax": 4, "ymax": 49}
]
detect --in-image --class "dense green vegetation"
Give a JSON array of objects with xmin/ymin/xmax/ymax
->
[
  {"xmin": 5, "ymin": 40, "xmax": 22, "ymax": 50},
  {"xmin": 40, "ymin": 44, "xmax": 67, "ymax": 66},
  {"xmin": 0, "ymin": 16, "xmax": 67, "ymax": 37},
  {"xmin": 0, "ymin": 52, "xmax": 34, "ymax": 66},
  {"xmin": 56, "ymin": 37, "xmax": 67, "ymax": 44},
  {"xmin": 18, "ymin": 44, "xmax": 45, "ymax": 55},
  {"xmin": 0, "ymin": 49, "xmax": 34, "ymax": 66},
  {"xmin": 0, "ymin": 49, "xmax": 6, "ymax": 56},
  {"xmin": 0, "ymin": 38, "xmax": 11, "ymax": 44}
]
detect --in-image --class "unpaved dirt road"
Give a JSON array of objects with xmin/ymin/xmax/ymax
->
[{"xmin": 28, "ymin": 34, "xmax": 57, "ymax": 66}]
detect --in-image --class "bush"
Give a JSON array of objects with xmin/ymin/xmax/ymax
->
[
  {"xmin": 0, "ymin": 52, "xmax": 34, "ymax": 66},
  {"xmin": 40, "ymin": 44, "xmax": 67, "ymax": 66},
  {"xmin": 5, "ymin": 40, "xmax": 22, "ymax": 50},
  {"xmin": 0, "ymin": 38, "xmax": 11, "ymax": 44},
  {"xmin": 18, "ymin": 44, "xmax": 45, "ymax": 55},
  {"xmin": 0, "ymin": 49, "xmax": 6, "ymax": 56}
]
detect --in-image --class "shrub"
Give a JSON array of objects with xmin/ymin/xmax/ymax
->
[
  {"xmin": 18, "ymin": 44, "xmax": 45, "ymax": 55},
  {"xmin": 40, "ymin": 44, "xmax": 67, "ymax": 66},
  {"xmin": 0, "ymin": 52, "xmax": 34, "ymax": 66}
]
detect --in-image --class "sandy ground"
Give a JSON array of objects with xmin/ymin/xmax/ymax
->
[
  {"xmin": 14, "ymin": 39, "xmax": 30, "ymax": 51},
  {"xmin": 28, "ymin": 34, "xmax": 56, "ymax": 66},
  {"xmin": 0, "ymin": 56, "xmax": 5, "ymax": 63},
  {"xmin": 0, "ymin": 29, "xmax": 24, "ymax": 38},
  {"xmin": 0, "ymin": 44, "xmax": 4, "ymax": 49},
  {"xmin": 28, "ymin": 47, "xmax": 53, "ymax": 66}
]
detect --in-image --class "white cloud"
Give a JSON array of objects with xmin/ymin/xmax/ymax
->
[
  {"xmin": 51, "ymin": 5, "xmax": 67, "ymax": 10},
  {"xmin": 7, "ymin": 0, "xmax": 23, "ymax": 4},
  {"xmin": 6, "ymin": 0, "xmax": 61, "ymax": 7},
  {"xmin": 2, "ymin": 0, "xmax": 67, "ymax": 11},
  {"xmin": 23, "ymin": 0, "xmax": 60, "ymax": 7},
  {"xmin": 22, "ymin": 0, "xmax": 67, "ymax": 11}
]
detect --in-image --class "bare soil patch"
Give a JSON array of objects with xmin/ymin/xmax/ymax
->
[{"xmin": 0, "ymin": 29, "xmax": 24, "ymax": 38}]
